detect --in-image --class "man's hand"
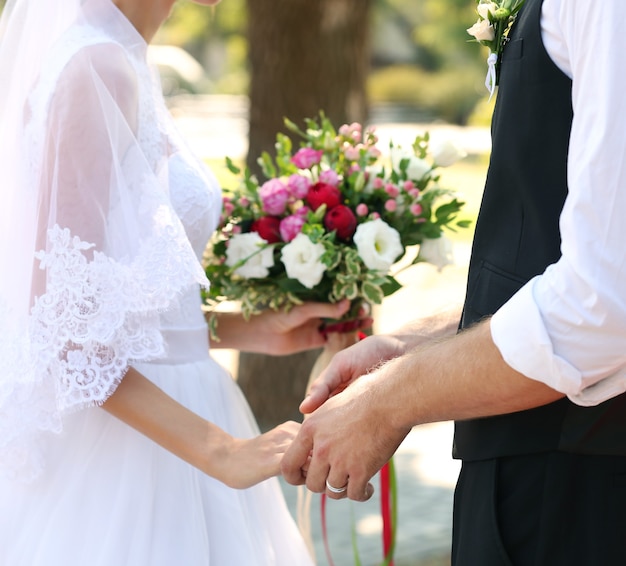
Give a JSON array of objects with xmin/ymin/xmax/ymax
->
[
  {"xmin": 282, "ymin": 369, "xmax": 412, "ymax": 501},
  {"xmin": 300, "ymin": 334, "xmax": 407, "ymax": 414},
  {"xmin": 300, "ymin": 306, "xmax": 462, "ymax": 414}
]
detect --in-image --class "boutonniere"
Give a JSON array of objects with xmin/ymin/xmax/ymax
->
[{"xmin": 467, "ymin": 0, "xmax": 526, "ymax": 99}]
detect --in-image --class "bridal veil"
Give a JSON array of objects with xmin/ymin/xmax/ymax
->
[{"xmin": 0, "ymin": 0, "xmax": 209, "ymax": 481}]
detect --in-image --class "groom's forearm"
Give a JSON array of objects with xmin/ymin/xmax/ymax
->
[{"xmin": 376, "ymin": 318, "xmax": 564, "ymax": 430}]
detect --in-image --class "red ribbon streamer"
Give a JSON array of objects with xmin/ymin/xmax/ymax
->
[{"xmin": 380, "ymin": 462, "xmax": 394, "ymax": 566}]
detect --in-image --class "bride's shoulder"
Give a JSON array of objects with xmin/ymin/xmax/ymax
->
[{"xmin": 58, "ymin": 34, "xmax": 138, "ymax": 93}]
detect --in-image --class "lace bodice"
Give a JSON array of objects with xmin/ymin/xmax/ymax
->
[
  {"xmin": 160, "ymin": 148, "xmax": 222, "ymax": 331},
  {"xmin": 167, "ymin": 150, "xmax": 221, "ymax": 261}
]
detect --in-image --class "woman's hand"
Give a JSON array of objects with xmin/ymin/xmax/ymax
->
[
  {"xmin": 213, "ymin": 421, "xmax": 302, "ymax": 489},
  {"xmin": 209, "ymin": 299, "xmax": 372, "ymax": 355}
]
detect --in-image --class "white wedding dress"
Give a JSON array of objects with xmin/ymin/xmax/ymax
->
[{"xmin": 0, "ymin": 1, "xmax": 313, "ymax": 564}]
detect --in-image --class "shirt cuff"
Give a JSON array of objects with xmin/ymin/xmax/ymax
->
[{"xmin": 490, "ymin": 277, "xmax": 583, "ymax": 397}]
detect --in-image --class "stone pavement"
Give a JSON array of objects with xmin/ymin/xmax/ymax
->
[{"xmin": 173, "ymin": 97, "xmax": 488, "ymax": 565}]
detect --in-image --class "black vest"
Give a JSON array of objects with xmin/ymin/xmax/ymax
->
[{"xmin": 454, "ymin": 0, "xmax": 626, "ymax": 460}]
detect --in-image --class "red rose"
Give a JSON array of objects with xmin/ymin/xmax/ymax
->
[
  {"xmin": 251, "ymin": 216, "xmax": 281, "ymax": 243},
  {"xmin": 305, "ymin": 182, "xmax": 342, "ymax": 211},
  {"xmin": 324, "ymin": 204, "xmax": 357, "ymax": 240}
]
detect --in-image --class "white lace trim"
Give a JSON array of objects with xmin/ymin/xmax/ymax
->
[{"xmin": 0, "ymin": 223, "xmax": 208, "ymax": 482}]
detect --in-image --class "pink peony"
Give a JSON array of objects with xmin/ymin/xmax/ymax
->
[
  {"xmin": 291, "ymin": 148, "xmax": 323, "ymax": 169},
  {"xmin": 287, "ymin": 174, "xmax": 312, "ymax": 199},
  {"xmin": 319, "ymin": 169, "xmax": 339, "ymax": 186},
  {"xmin": 305, "ymin": 182, "xmax": 342, "ymax": 211},
  {"xmin": 343, "ymin": 145, "xmax": 361, "ymax": 161},
  {"xmin": 251, "ymin": 216, "xmax": 282, "ymax": 243},
  {"xmin": 259, "ymin": 179, "xmax": 289, "ymax": 215},
  {"xmin": 324, "ymin": 204, "xmax": 357, "ymax": 240},
  {"xmin": 279, "ymin": 214, "xmax": 306, "ymax": 242}
]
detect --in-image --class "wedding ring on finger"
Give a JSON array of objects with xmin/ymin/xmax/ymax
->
[{"xmin": 325, "ymin": 479, "xmax": 348, "ymax": 494}]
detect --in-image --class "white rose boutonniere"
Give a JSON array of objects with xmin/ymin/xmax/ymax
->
[
  {"xmin": 280, "ymin": 232, "xmax": 326, "ymax": 289},
  {"xmin": 225, "ymin": 232, "xmax": 274, "ymax": 278},
  {"xmin": 467, "ymin": 0, "xmax": 526, "ymax": 98},
  {"xmin": 353, "ymin": 218, "xmax": 404, "ymax": 273}
]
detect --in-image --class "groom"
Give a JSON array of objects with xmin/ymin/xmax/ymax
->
[{"xmin": 282, "ymin": 0, "xmax": 626, "ymax": 563}]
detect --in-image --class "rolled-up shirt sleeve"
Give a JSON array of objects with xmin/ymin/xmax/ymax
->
[{"xmin": 490, "ymin": 0, "xmax": 626, "ymax": 406}]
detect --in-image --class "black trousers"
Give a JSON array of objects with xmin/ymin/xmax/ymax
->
[{"xmin": 451, "ymin": 452, "xmax": 626, "ymax": 565}]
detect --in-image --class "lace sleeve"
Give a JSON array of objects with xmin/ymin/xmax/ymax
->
[{"xmin": 0, "ymin": 35, "xmax": 208, "ymax": 481}]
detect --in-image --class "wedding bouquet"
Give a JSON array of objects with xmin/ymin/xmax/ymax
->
[{"xmin": 203, "ymin": 114, "xmax": 469, "ymax": 334}]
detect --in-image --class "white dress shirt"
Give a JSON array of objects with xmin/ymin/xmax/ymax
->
[{"xmin": 490, "ymin": 0, "xmax": 626, "ymax": 406}]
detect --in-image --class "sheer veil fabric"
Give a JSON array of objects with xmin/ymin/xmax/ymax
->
[{"xmin": 0, "ymin": 0, "xmax": 210, "ymax": 481}]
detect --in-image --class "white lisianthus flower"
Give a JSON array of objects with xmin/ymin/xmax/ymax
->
[
  {"xmin": 225, "ymin": 232, "xmax": 274, "ymax": 279},
  {"xmin": 390, "ymin": 147, "xmax": 431, "ymax": 181},
  {"xmin": 477, "ymin": 1, "xmax": 498, "ymax": 20},
  {"xmin": 280, "ymin": 233, "xmax": 326, "ymax": 289},
  {"xmin": 419, "ymin": 235, "xmax": 454, "ymax": 272},
  {"xmin": 430, "ymin": 138, "xmax": 467, "ymax": 167},
  {"xmin": 353, "ymin": 218, "xmax": 404, "ymax": 272},
  {"xmin": 467, "ymin": 19, "xmax": 495, "ymax": 42}
]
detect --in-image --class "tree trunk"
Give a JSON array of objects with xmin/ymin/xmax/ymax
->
[
  {"xmin": 238, "ymin": 0, "xmax": 371, "ymax": 430},
  {"xmin": 246, "ymin": 0, "xmax": 371, "ymax": 172}
]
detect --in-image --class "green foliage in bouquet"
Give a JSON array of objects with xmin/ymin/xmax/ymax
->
[{"xmin": 203, "ymin": 113, "xmax": 470, "ymax": 329}]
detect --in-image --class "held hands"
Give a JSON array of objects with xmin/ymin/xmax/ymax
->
[
  {"xmin": 281, "ymin": 368, "xmax": 411, "ymax": 501},
  {"xmin": 279, "ymin": 330, "xmax": 411, "ymax": 500}
]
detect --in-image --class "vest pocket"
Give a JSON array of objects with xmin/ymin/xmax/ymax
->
[
  {"xmin": 502, "ymin": 37, "xmax": 523, "ymax": 61},
  {"xmin": 466, "ymin": 260, "xmax": 528, "ymax": 318}
]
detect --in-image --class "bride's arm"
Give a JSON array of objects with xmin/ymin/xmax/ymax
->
[{"xmin": 102, "ymin": 367, "xmax": 298, "ymax": 488}]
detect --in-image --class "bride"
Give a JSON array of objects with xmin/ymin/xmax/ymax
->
[{"xmin": 0, "ymin": 0, "xmax": 353, "ymax": 563}]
